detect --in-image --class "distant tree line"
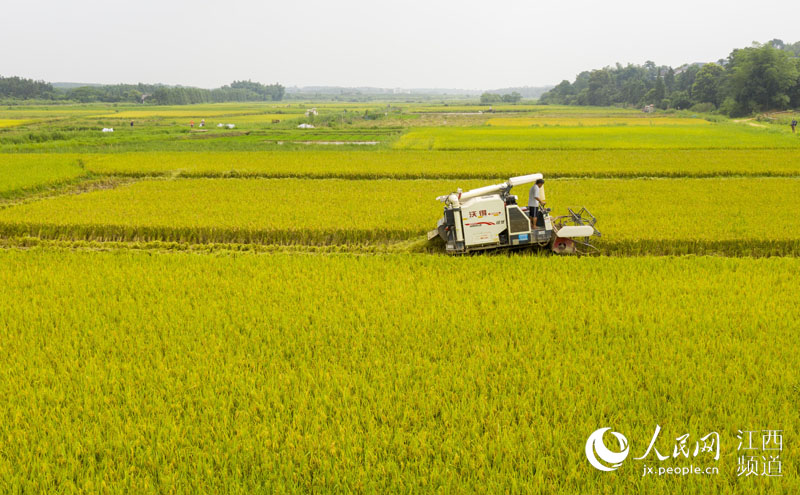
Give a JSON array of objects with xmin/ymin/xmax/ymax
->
[
  {"xmin": 480, "ymin": 91, "xmax": 522, "ymax": 104},
  {"xmin": 539, "ymin": 40, "xmax": 800, "ymax": 116},
  {"xmin": 0, "ymin": 76, "xmax": 56, "ymax": 100},
  {"xmin": 149, "ymin": 81, "xmax": 285, "ymax": 105},
  {"xmin": 483, "ymin": 86, "xmax": 552, "ymax": 99},
  {"xmin": 0, "ymin": 77, "xmax": 284, "ymax": 104}
]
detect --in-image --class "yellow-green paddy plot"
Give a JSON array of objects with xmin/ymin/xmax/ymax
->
[
  {"xmin": 0, "ymin": 106, "xmax": 114, "ymax": 119},
  {"xmin": 0, "ymin": 177, "xmax": 798, "ymax": 255},
  {"xmin": 97, "ymin": 103, "xmax": 303, "ymax": 119},
  {"xmin": 101, "ymin": 109, "xmax": 266, "ymax": 119},
  {"xmin": 396, "ymin": 125, "xmax": 800, "ymax": 150},
  {"xmin": 0, "ymin": 249, "xmax": 796, "ymax": 493},
  {"xmin": 406, "ymin": 104, "xmax": 542, "ymax": 113},
  {"xmin": 0, "ymin": 154, "xmax": 87, "ymax": 198},
  {"xmin": 0, "ymin": 119, "xmax": 34, "ymax": 128},
  {"xmin": 215, "ymin": 113, "xmax": 305, "ymax": 124},
  {"xmin": 486, "ymin": 117, "xmax": 710, "ymax": 127},
  {"xmin": 80, "ymin": 149, "xmax": 800, "ymax": 179}
]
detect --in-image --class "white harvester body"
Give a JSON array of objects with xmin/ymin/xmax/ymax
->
[{"xmin": 429, "ymin": 174, "xmax": 600, "ymax": 254}]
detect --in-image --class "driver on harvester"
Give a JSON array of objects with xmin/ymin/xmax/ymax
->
[{"xmin": 528, "ymin": 178, "xmax": 546, "ymax": 228}]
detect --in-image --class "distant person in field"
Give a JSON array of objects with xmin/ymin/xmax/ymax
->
[
  {"xmin": 190, "ymin": 120, "xmax": 194, "ymax": 128},
  {"xmin": 529, "ymin": 178, "xmax": 546, "ymax": 228},
  {"xmin": 792, "ymin": 119, "xmax": 797, "ymax": 133},
  {"xmin": 200, "ymin": 119, "xmax": 205, "ymax": 128},
  {"xmin": 130, "ymin": 120, "xmax": 134, "ymax": 128}
]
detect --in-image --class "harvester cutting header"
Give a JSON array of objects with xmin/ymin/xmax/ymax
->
[{"xmin": 428, "ymin": 174, "xmax": 600, "ymax": 254}]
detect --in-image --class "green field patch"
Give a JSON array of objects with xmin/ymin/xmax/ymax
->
[
  {"xmin": 0, "ymin": 105, "xmax": 114, "ymax": 119},
  {"xmin": 215, "ymin": 113, "xmax": 305, "ymax": 123},
  {"xmin": 0, "ymin": 177, "xmax": 798, "ymax": 255},
  {"xmin": 0, "ymin": 128, "xmax": 399, "ymax": 153},
  {"xmin": 0, "ymin": 154, "xmax": 89, "ymax": 198},
  {"xmin": 395, "ymin": 124, "xmax": 800, "ymax": 150},
  {"xmin": 98, "ymin": 110, "xmax": 295, "ymax": 119}
]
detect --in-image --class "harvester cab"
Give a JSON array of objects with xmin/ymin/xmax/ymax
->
[{"xmin": 428, "ymin": 174, "xmax": 601, "ymax": 254}]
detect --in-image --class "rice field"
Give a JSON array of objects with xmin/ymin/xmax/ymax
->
[
  {"xmin": 0, "ymin": 106, "xmax": 113, "ymax": 118},
  {"xmin": 0, "ymin": 101, "xmax": 798, "ymax": 493},
  {"xmin": 404, "ymin": 104, "xmax": 645, "ymax": 115},
  {"xmin": 0, "ymin": 249, "xmax": 796, "ymax": 493},
  {"xmin": 72, "ymin": 149, "xmax": 800, "ymax": 178},
  {"xmin": 0, "ymin": 177, "xmax": 797, "ymax": 255},
  {"xmin": 0, "ymin": 119, "xmax": 35, "ymax": 128},
  {"xmin": 486, "ymin": 117, "xmax": 710, "ymax": 127},
  {"xmin": 212, "ymin": 113, "xmax": 305, "ymax": 123},
  {"xmin": 396, "ymin": 125, "xmax": 800, "ymax": 150},
  {"xmin": 99, "ymin": 109, "xmax": 284, "ymax": 119},
  {"xmin": 0, "ymin": 154, "xmax": 87, "ymax": 198}
]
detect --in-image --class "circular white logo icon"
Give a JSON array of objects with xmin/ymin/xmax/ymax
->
[{"xmin": 585, "ymin": 427, "xmax": 630, "ymax": 471}]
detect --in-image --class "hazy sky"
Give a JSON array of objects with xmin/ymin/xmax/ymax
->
[{"xmin": 2, "ymin": 0, "xmax": 799, "ymax": 89}]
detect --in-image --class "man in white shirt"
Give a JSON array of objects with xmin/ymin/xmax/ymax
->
[{"xmin": 528, "ymin": 179, "xmax": 546, "ymax": 228}]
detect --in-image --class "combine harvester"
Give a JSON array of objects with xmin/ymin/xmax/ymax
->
[{"xmin": 428, "ymin": 174, "xmax": 600, "ymax": 254}]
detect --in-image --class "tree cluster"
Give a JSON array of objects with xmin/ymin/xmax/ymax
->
[
  {"xmin": 67, "ymin": 83, "xmax": 157, "ymax": 103},
  {"xmin": 0, "ymin": 77, "xmax": 285, "ymax": 105},
  {"xmin": 0, "ymin": 76, "xmax": 55, "ymax": 100},
  {"xmin": 480, "ymin": 91, "xmax": 522, "ymax": 104},
  {"xmin": 85, "ymin": 81, "xmax": 285, "ymax": 105},
  {"xmin": 539, "ymin": 40, "xmax": 800, "ymax": 116}
]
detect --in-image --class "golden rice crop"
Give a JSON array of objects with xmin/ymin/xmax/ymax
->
[
  {"xmin": 406, "ymin": 104, "xmax": 643, "ymax": 115},
  {"xmin": 0, "ymin": 177, "xmax": 797, "ymax": 255},
  {"xmin": 0, "ymin": 101, "xmax": 797, "ymax": 495},
  {"xmin": 0, "ymin": 249, "xmax": 796, "ymax": 493},
  {"xmin": 0, "ymin": 119, "xmax": 35, "ymax": 128},
  {"xmin": 395, "ymin": 125, "xmax": 800, "ymax": 150},
  {"xmin": 486, "ymin": 117, "xmax": 710, "ymax": 126},
  {"xmin": 79, "ymin": 149, "xmax": 800, "ymax": 179}
]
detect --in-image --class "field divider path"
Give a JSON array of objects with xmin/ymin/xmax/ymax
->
[{"xmin": 0, "ymin": 234, "xmax": 798, "ymax": 258}]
